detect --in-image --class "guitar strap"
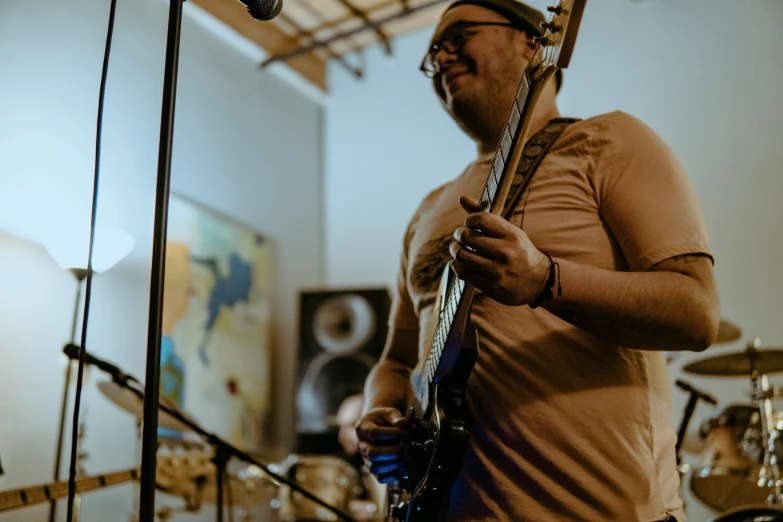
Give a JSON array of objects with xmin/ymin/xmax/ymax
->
[{"xmin": 501, "ymin": 117, "xmax": 581, "ymax": 219}]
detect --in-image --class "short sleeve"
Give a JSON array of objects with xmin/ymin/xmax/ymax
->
[{"xmin": 590, "ymin": 113, "xmax": 713, "ymax": 272}]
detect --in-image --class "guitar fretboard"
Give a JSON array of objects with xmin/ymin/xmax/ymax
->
[
  {"xmin": 0, "ymin": 468, "xmax": 139, "ymax": 513},
  {"xmin": 419, "ymin": 72, "xmax": 533, "ymax": 395}
]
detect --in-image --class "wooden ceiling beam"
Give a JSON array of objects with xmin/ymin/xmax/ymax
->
[
  {"xmin": 262, "ymin": 0, "xmax": 447, "ymax": 65},
  {"xmin": 332, "ymin": 0, "xmax": 393, "ymax": 54},
  {"xmin": 278, "ymin": 12, "xmax": 363, "ymax": 77},
  {"xmin": 191, "ymin": 0, "xmax": 327, "ymax": 90},
  {"xmin": 299, "ymin": 0, "xmax": 406, "ymax": 37}
]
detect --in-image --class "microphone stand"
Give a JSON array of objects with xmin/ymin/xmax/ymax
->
[
  {"xmin": 134, "ymin": 378, "xmax": 359, "ymax": 522},
  {"xmin": 674, "ymin": 379, "xmax": 717, "ymax": 466},
  {"xmin": 138, "ymin": 1, "xmax": 336, "ymax": 520},
  {"xmin": 70, "ymin": 346, "xmax": 359, "ymax": 522},
  {"xmin": 139, "ymin": 0, "xmax": 184, "ymax": 520},
  {"xmin": 674, "ymin": 391, "xmax": 701, "ymax": 466}
]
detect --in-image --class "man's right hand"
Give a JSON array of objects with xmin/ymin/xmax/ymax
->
[{"xmin": 355, "ymin": 407, "xmax": 412, "ymax": 484}]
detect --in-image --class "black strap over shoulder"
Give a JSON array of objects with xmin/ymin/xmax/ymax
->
[{"xmin": 502, "ymin": 117, "xmax": 580, "ymax": 219}]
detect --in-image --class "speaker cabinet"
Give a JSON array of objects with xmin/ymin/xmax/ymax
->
[{"xmin": 296, "ymin": 288, "xmax": 390, "ymax": 436}]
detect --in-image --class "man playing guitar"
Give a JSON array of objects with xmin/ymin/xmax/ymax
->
[{"xmin": 355, "ymin": 0, "xmax": 719, "ymax": 520}]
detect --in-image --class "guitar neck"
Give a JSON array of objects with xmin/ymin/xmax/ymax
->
[
  {"xmin": 480, "ymin": 70, "xmax": 534, "ymax": 214},
  {"xmin": 419, "ymin": 65, "xmax": 553, "ymax": 393},
  {"xmin": 416, "ymin": 0, "xmax": 587, "ymax": 406},
  {"xmin": 0, "ymin": 468, "xmax": 140, "ymax": 513}
]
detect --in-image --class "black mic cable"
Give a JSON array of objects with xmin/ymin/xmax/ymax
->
[{"xmin": 64, "ymin": 0, "xmax": 118, "ymax": 520}]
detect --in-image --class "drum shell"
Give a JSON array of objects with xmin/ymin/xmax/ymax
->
[
  {"xmin": 689, "ymin": 404, "xmax": 773, "ymax": 512},
  {"xmin": 271, "ymin": 455, "xmax": 364, "ymax": 521},
  {"xmin": 712, "ymin": 504, "xmax": 783, "ymax": 521}
]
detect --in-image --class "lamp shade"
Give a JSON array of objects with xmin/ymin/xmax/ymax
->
[{"xmin": 42, "ymin": 225, "xmax": 134, "ymax": 273}]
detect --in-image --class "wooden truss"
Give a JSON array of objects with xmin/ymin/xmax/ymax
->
[{"xmin": 192, "ymin": 0, "xmax": 449, "ymax": 89}]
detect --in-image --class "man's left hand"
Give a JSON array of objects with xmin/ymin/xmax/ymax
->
[{"xmin": 449, "ymin": 195, "xmax": 550, "ymax": 306}]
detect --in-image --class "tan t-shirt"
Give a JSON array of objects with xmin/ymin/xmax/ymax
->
[{"xmin": 389, "ymin": 112, "xmax": 712, "ymax": 522}]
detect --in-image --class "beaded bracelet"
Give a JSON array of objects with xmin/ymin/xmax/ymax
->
[{"xmin": 529, "ymin": 252, "xmax": 561, "ymax": 309}]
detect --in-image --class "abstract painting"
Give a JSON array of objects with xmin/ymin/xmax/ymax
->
[{"xmin": 160, "ymin": 193, "xmax": 272, "ymax": 451}]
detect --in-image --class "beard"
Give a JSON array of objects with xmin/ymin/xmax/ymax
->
[
  {"xmin": 442, "ymin": 62, "xmax": 524, "ymax": 146},
  {"xmin": 448, "ymin": 88, "xmax": 499, "ymax": 143}
]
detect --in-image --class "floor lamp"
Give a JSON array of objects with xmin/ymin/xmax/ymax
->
[{"xmin": 43, "ymin": 225, "xmax": 134, "ymax": 522}]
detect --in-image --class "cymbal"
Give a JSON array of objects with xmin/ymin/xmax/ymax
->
[
  {"xmin": 97, "ymin": 380, "xmax": 195, "ymax": 432},
  {"xmin": 715, "ymin": 319, "xmax": 742, "ymax": 344},
  {"xmin": 683, "ymin": 348, "xmax": 783, "ymax": 376}
]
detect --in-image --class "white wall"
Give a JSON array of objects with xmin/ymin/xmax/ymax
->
[
  {"xmin": 0, "ymin": 0, "xmax": 323, "ymax": 520},
  {"xmin": 325, "ymin": 1, "xmax": 783, "ymax": 520}
]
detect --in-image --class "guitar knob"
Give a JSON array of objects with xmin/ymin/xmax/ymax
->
[{"xmin": 546, "ymin": 5, "xmax": 563, "ymax": 15}]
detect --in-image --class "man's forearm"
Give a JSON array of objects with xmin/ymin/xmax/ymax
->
[
  {"xmin": 540, "ymin": 257, "xmax": 719, "ymax": 352},
  {"xmin": 363, "ymin": 359, "xmax": 414, "ymax": 414}
]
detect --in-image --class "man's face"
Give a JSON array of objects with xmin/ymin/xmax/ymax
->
[{"xmin": 428, "ymin": 5, "xmax": 533, "ymax": 134}]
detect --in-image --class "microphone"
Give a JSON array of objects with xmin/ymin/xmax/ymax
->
[
  {"xmin": 63, "ymin": 344, "xmax": 134, "ymax": 385},
  {"xmin": 675, "ymin": 379, "xmax": 718, "ymax": 405},
  {"xmin": 237, "ymin": 0, "xmax": 283, "ymax": 21}
]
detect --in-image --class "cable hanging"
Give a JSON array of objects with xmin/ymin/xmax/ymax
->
[{"xmin": 65, "ymin": 0, "xmax": 119, "ymax": 519}]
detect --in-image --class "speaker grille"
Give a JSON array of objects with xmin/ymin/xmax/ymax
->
[{"xmin": 296, "ymin": 288, "xmax": 390, "ymax": 434}]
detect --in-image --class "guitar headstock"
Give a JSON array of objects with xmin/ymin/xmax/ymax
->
[{"xmin": 535, "ymin": 0, "xmax": 587, "ymax": 70}]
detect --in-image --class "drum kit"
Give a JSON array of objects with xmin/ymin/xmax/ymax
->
[
  {"xmin": 9, "ymin": 325, "xmax": 783, "ymax": 522},
  {"xmin": 0, "ymin": 352, "xmax": 382, "ymax": 522},
  {"xmin": 102, "ymin": 376, "xmax": 384, "ymax": 522},
  {"xmin": 145, "ymin": 437, "xmax": 380, "ymax": 522},
  {"xmin": 675, "ymin": 321, "xmax": 783, "ymax": 522}
]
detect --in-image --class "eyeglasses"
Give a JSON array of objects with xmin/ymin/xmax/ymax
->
[{"xmin": 419, "ymin": 21, "xmax": 517, "ymax": 78}]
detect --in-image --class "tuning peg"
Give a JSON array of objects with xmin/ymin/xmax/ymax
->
[
  {"xmin": 533, "ymin": 35, "xmax": 551, "ymax": 47},
  {"xmin": 547, "ymin": 5, "xmax": 563, "ymax": 15},
  {"xmin": 539, "ymin": 21, "xmax": 561, "ymax": 33}
]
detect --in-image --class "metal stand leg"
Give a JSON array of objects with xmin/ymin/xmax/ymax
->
[
  {"xmin": 49, "ymin": 270, "xmax": 87, "ymax": 522},
  {"xmin": 752, "ymin": 371, "xmax": 783, "ymax": 504},
  {"xmin": 213, "ymin": 443, "xmax": 230, "ymax": 522},
  {"xmin": 139, "ymin": 0, "xmax": 184, "ymax": 519},
  {"xmin": 675, "ymin": 393, "xmax": 701, "ymax": 467}
]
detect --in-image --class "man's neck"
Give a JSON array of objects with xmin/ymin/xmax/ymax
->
[{"xmin": 477, "ymin": 104, "xmax": 561, "ymax": 155}]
